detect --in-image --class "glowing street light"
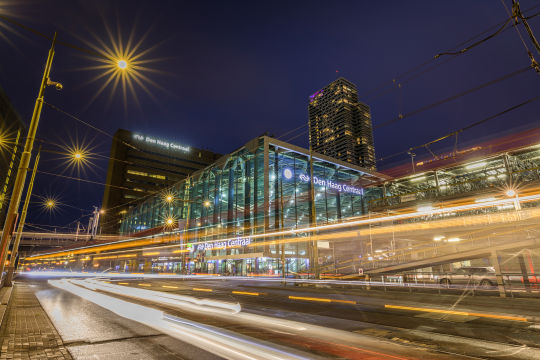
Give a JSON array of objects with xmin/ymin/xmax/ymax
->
[
  {"xmin": 203, "ymin": 200, "xmax": 211, "ymax": 207},
  {"xmin": 505, "ymin": 188, "xmax": 521, "ymax": 211},
  {"xmin": 117, "ymin": 59, "xmax": 128, "ymax": 69},
  {"xmin": 166, "ymin": 195, "xmax": 173, "ymax": 203},
  {"xmin": 59, "ymin": 142, "xmax": 96, "ymax": 176},
  {"xmin": 505, "ymin": 189, "xmax": 516, "ymax": 197},
  {"xmin": 77, "ymin": 25, "xmax": 165, "ymax": 111},
  {"xmin": 166, "ymin": 218, "xmax": 174, "ymax": 226},
  {"xmin": 44, "ymin": 198, "xmax": 56, "ymax": 210}
]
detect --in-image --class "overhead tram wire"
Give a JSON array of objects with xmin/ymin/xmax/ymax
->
[
  {"xmin": 285, "ymin": 128, "xmax": 309, "ymax": 144},
  {"xmin": 42, "ymin": 102, "xmax": 138, "ymax": 151},
  {"xmin": 0, "ymin": 14, "xmax": 110, "ymax": 61},
  {"xmin": 377, "ymin": 95, "xmax": 540, "ymax": 163},
  {"xmin": 374, "ymin": 65, "xmax": 534, "ymax": 130},
  {"xmin": 30, "ymin": 193, "xmax": 91, "ymax": 213},
  {"xmin": 276, "ymin": 4, "xmax": 540, "ymax": 141},
  {"xmin": 364, "ymin": 3, "xmax": 540, "ymax": 102},
  {"xmin": 434, "ymin": 17, "xmax": 513, "ymax": 58},
  {"xmin": 276, "ymin": 123, "xmax": 307, "ymax": 140}
]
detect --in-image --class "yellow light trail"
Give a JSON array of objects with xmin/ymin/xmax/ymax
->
[
  {"xmin": 232, "ymin": 291, "xmax": 260, "ymax": 296},
  {"xmin": 384, "ymin": 304, "xmax": 527, "ymax": 322},
  {"xmin": 162, "ymin": 285, "xmax": 179, "ymax": 289},
  {"xmin": 138, "ymin": 283, "xmax": 151, "ymax": 287},
  {"xmin": 192, "ymin": 288, "xmax": 213, "ymax": 292},
  {"xmin": 24, "ymin": 191, "xmax": 540, "ymax": 262},
  {"xmin": 289, "ymin": 296, "xmax": 331, "ymax": 303},
  {"xmin": 331, "ymin": 299, "xmax": 357, "ymax": 305}
]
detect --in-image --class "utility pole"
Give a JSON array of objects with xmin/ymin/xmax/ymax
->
[
  {"xmin": 90, "ymin": 206, "xmax": 100, "ymax": 238},
  {"xmin": 0, "ymin": 33, "xmax": 60, "ymax": 277},
  {"xmin": 4, "ymin": 147, "xmax": 41, "ymax": 286}
]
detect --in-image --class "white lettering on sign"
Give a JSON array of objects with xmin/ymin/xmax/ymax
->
[
  {"xmin": 133, "ymin": 134, "xmax": 190, "ymax": 152},
  {"xmin": 192, "ymin": 237, "xmax": 252, "ymax": 252},
  {"xmin": 297, "ymin": 173, "xmax": 363, "ymax": 195}
]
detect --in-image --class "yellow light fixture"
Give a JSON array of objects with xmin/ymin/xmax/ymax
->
[
  {"xmin": 117, "ymin": 59, "xmax": 128, "ymax": 69},
  {"xmin": 505, "ymin": 189, "xmax": 516, "ymax": 197}
]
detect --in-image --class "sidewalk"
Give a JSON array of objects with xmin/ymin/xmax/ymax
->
[{"xmin": 0, "ymin": 283, "xmax": 72, "ymax": 360}]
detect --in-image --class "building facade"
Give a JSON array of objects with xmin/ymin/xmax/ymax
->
[
  {"xmin": 117, "ymin": 136, "xmax": 385, "ymax": 275},
  {"xmin": 0, "ymin": 87, "xmax": 25, "ymax": 228},
  {"xmin": 308, "ymin": 77, "xmax": 376, "ymax": 169},
  {"xmin": 25, "ymin": 132, "xmax": 540, "ymax": 281},
  {"xmin": 101, "ymin": 129, "xmax": 221, "ymax": 234}
]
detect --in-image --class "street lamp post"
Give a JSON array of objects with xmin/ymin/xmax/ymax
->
[
  {"xmin": 0, "ymin": 33, "xmax": 60, "ymax": 278},
  {"xmin": 4, "ymin": 147, "xmax": 41, "ymax": 286}
]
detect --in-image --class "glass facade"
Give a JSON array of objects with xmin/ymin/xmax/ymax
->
[{"xmin": 119, "ymin": 136, "xmax": 384, "ymax": 275}]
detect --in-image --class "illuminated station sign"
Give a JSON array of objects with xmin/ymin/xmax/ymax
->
[
  {"xmin": 283, "ymin": 168, "xmax": 363, "ymax": 195},
  {"xmin": 192, "ymin": 237, "xmax": 252, "ymax": 252},
  {"xmin": 133, "ymin": 134, "xmax": 190, "ymax": 152}
]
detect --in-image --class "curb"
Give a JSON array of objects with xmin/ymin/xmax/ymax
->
[{"xmin": 0, "ymin": 285, "xmax": 13, "ymax": 330}]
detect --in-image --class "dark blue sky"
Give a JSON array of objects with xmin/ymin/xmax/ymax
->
[{"xmin": 0, "ymin": 0, "xmax": 538, "ymax": 230}]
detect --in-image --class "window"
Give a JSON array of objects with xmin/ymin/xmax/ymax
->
[{"xmin": 127, "ymin": 169, "xmax": 166, "ymax": 180}]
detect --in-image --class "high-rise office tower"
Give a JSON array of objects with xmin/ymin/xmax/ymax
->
[
  {"xmin": 101, "ymin": 129, "xmax": 221, "ymax": 234},
  {"xmin": 308, "ymin": 77, "xmax": 376, "ymax": 169}
]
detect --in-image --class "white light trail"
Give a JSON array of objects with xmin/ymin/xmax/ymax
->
[{"xmin": 48, "ymin": 279, "xmax": 313, "ymax": 360}]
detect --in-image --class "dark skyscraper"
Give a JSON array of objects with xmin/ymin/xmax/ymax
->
[
  {"xmin": 308, "ymin": 78, "xmax": 376, "ymax": 169},
  {"xmin": 101, "ymin": 129, "xmax": 221, "ymax": 234}
]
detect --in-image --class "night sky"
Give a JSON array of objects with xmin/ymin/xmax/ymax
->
[{"xmin": 0, "ymin": 0, "xmax": 538, "ymax": 231}]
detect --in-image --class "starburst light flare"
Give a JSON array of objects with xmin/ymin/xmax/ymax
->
[{"xmin": 74, "ymin": 19, "xmax": 168, "ymax": 112}]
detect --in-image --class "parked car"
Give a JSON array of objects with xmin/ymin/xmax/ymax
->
[{"xmin": 438, "ymin": 267, "xmax": 497, "ymax": 287}]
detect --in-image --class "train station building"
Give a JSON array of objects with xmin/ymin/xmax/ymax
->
[{"xmin": 117, "ymin": 135, "xmax": 387, "ymax": 275}]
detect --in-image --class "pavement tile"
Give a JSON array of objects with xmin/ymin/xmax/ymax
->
[{"xmin": 0, "ymin": 284, "xmax": 72, "ymax": 360}]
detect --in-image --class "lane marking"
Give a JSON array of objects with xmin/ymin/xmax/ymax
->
[
  {"xmin": 289, "ymin": 296, "xmax": 331, "ymax": 303},
  {"xmin": 385, "ymin": 304, "xmax": 527, "ymax": 322},
  {"xmin": 289, "ymin": 296, "xmax": 356, "ymax": 304},
  {"xmin": 232, "ymin": 291, "xmax": 260, "ymax": 296},
  {"xmin": 331, "ymin": 299, "xmax": 356, "ymax": 305},
  {"xmin": 192, "ymin": 287, "xmax": 213, "ymax": 292},
  {"xmin": 162, "ymin": 285, "xmax": 179, "ymax": 289}
]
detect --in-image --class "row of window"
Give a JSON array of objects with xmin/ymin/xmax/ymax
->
[{"xmin": 127, "ymin": 169, "xmax": 166, "ymax": 180}]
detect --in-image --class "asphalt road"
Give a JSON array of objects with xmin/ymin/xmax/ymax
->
[
  {"xmin": 19, "ymin": 274, "xmax": 540, "ymax": 359},
  {"xmin": 29, "ymin": 278, "xmax": 221, "ymax": 360}
]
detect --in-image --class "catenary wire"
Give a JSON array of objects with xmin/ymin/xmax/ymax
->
[{"xmin": 377, "ymin": 95, "xmax": 540, "ymax": 163}]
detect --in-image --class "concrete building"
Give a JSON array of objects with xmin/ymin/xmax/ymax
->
[
  {"xmin": 308, "ymin": 77, "xmax": 376, "ymax": 169},
  {"xmin": 101, "ymin": 129, "xmax": 221, "ymax": 234},
  {"xmin": 0, "ymin": 87, "xmax": 25, "ymax": 228}
]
